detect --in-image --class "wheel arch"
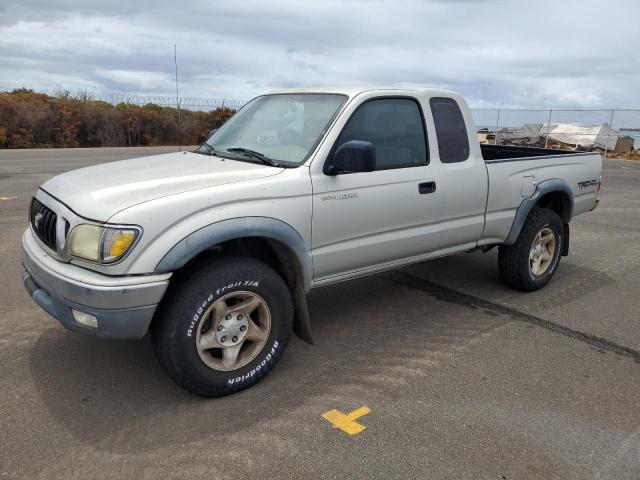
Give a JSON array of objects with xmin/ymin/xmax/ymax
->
[
  {"xmin": 155, "ymin": 217, "xmax": 314, "ymax": 344},
  {"xmin": 504, "ymin": 179, "xmax": 574, "ymax": 246}
]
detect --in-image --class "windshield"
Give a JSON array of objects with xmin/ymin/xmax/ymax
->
[{"xmin": 206, "ymin": 93, "xmax": 347, "ymax": 165}]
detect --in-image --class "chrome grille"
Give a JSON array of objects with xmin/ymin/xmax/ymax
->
[{"xmin": 30, "ymin": 197, "xmax": 58, "ymax": 250}]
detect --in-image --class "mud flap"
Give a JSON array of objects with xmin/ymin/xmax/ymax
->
[
  {"xmin": 562, "ymin": 223, "xmax": 570, "ymax": 256},
  {"xmin": 292, "ymin": 284, "xmax": 313, "ymax": 344}
]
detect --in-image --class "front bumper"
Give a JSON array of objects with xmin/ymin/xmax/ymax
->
[{"xmin": 21, "ymin": 230, "xmax": 171, "ymax": 339}]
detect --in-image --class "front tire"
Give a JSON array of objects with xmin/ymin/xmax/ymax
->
[
  {"xmin": 151, "ymin": 255, "xmax": 293, "ymax": 397},
  {"xmin": 498, "ymin": 208, "xmax": 564, "ymax": 291}
]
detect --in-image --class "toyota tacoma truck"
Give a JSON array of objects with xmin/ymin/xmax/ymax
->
[{"xmin": 21, "ymin": 87, "xmax": 602, "ymax": 396}]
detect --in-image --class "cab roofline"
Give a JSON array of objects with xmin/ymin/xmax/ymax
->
[{"xmin": 263, "ymin": 85, "xmax": 460, "ymax": 98}]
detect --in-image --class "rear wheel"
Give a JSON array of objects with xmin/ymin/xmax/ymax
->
[
  {"xmin": 152, "ymin": 255, "xmax": 293, "ymax": 397},
  {"xmin": 498, "ymin": 207, "xmax": 564, "ymax": 291}
]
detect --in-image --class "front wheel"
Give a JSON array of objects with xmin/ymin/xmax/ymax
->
[
  {"xmin": 498, "ymin": 207, "xmax": 564, "ymax": 291},
  {"xmin": 151, "ymin": 255, "xmax": 293, "ymax": 397}
]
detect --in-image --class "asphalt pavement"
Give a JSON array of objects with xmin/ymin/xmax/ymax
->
[{"xmin": 1, "ymin": 147, "xmax": 639, "ymax": 479}]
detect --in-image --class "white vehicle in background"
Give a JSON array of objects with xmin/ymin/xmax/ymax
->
[{"xmin": 22, "ymin": 87, "xmax": 602, "ymax": 396}]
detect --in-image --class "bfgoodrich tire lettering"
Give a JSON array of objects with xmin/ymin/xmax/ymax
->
[
  {"xmin": 498, "ymin": 207, "xmax": 564, "ymax": 292},
  {"xmin": 152, "ymin": 255, "xmax": 293, "ymax": 397}
]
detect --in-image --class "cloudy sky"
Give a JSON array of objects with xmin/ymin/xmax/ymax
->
[{"xmin": 1, "ymin": 0, "xmax": 639, "ymax": 110}]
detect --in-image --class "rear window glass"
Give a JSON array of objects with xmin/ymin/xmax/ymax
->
[{"xmin": 430, "ymin": 97, "xmax": 470, "ymax": 163}]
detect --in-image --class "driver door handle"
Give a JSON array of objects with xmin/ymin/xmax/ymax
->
[{"xmin": 418, "ymin": 181, "xmax": 436, "ymax": 194}]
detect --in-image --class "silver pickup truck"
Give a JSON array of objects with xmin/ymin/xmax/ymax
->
[{"xmin": 22, "ymin": 87, "xmax": 602, "ymax": 396}]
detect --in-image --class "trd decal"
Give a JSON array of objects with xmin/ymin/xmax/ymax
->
[{"xmin": 578, "ymin": 179, "xmax": 598, "ymax": 189}]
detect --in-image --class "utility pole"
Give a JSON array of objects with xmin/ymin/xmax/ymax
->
[{"xmin": 174, "ymin": 44, "xmax": 181, "ymax": 151}]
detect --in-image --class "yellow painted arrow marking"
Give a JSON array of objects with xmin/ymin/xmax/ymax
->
[{"xmin": 322, "ymin": 406, "xmax": 371, "ymax": 435}]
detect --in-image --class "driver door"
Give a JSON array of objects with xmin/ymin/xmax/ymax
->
[{"xmin": 310, "ymin": 96, "xmax": 445, "ymax": 281}]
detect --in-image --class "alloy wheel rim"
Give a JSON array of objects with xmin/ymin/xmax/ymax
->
[
  {"xmin": 195, "ymin": 291, "xmax": 271, "ymax": 372},
  {"xmin": 529, "ymin": 227, "xmax": 556, "ymax": 276}
]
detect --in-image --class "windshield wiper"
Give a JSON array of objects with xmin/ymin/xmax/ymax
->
[
  {"xmin": 195, "ymin": 142, "xmax": 216, "ymax": 156},
  {"xmin": 226, "ymin": 147, "xmax": 281, "ymax": 167}
]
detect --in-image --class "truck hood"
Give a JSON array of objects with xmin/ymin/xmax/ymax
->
[{"xmin": 41, "ymin": 151, "xmax": 284, "ymax": 221}]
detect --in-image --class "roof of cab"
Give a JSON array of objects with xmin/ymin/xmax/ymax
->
[{"xmin": 266, "ymin": 85, "xmax": 460, "ymax": 98}]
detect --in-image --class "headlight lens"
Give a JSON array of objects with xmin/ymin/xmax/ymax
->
[{"xmin": 68, "ymin": 224, "xmax": 140, "ymax": 263}]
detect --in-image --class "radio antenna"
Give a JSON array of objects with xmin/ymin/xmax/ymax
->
[{"xmin": 174, "ymin": 44, "xmax": 181, "ymax": 151}]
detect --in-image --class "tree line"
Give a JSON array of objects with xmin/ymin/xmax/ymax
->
[{"xmin": 0, "ymin": 89, "xmax": 236, "ymax": 148}]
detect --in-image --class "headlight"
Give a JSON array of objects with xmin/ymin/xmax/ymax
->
[{"xmin": 68, "ymin": 224, "xmax": 140, "ymax": 263}]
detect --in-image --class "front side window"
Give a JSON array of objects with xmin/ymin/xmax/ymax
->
[
  {"xmin": 207, "ymin": 93, "xmax": 346, "ymax": 165},
  {"xmin": 334, "ymin": 98, "xmax": 428, "ymax": 170},
  {"xmin": 430, "ymin": 97, "xmax": 470, "ymax": 163}
]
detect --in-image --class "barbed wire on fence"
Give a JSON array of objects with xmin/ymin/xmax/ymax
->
[
  {"xmin": 103, "ymin": 93, "xmax": 246, "ymax": 109},
  {"xmin": 0, "ymin": 87, "xmax": 246, "ymax": 110}
]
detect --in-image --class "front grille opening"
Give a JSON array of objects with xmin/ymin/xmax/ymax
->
[{"xmin": 30, "ymin": 197, "xmax": 58, "ymax": 250}]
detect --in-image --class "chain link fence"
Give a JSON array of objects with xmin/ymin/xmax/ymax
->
[
  {"xmin": 2, "ymin": 87, "xmax": 639, "ymax": 152},
  {"xmin": 470, "ymin": 108, "xmax": 640, "ymax": 154}
]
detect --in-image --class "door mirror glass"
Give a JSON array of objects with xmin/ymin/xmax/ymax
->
[{"xmin": 325, "ymin": 140, "xmax": 376, "ymax": 175}]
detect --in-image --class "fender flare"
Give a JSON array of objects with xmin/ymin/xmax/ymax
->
[
  {"xmin": 155, "ymin": 217, "xmax": 313, "ymax": 291},
  {"xmin": 504, "ymin": 179, "xmax": 574, "ymax": 246},
  {"xmin": 155, "ymin": 217, "xmax": 315, "ymax": 344}
]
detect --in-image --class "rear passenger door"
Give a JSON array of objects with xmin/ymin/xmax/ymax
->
[
  {"xmin": 426, "ymin": 96, "xmax": 488, "ymax": 249},
  {"xmin": 310, "ymin": 96, "xmax": 445, "ymax": 281}
]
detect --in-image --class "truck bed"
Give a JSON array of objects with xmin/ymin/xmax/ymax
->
[
  {"xmin": 481, "ymin": 144, "xmax": 581, "ymax": 162},
  {"xmin": 479, "ymin": 144, "xmax": 602, "ymax": 246}
]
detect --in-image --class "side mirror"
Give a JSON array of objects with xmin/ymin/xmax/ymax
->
[
  {"xmin": 208, "ymin": 128, "xmax": 219, "ymax": 140},
  {"xmin": 324, "ymin": 140, "xmax": 376, "ymax": 176}
]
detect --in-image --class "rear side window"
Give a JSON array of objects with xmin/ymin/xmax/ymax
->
[
  {"xmin": 334, "ymin": 98, "xmax": 428, "ymax": 170},
  {"xmin": 430, "ymin": 97, "xmax": 469, "ymax": 163}
]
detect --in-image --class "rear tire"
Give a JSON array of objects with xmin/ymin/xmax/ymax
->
[
  {"xmin": 498, "ymin": 208, "xmax": 564, "ymax": 291},
  {"xmin": 151, "ymin": 255, "xmax": 293, "ymax": 397}
]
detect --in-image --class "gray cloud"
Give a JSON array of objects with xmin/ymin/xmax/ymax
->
[{"xmin": 0, "ymin": 0, "xmax": 638, "ymax": 108}]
